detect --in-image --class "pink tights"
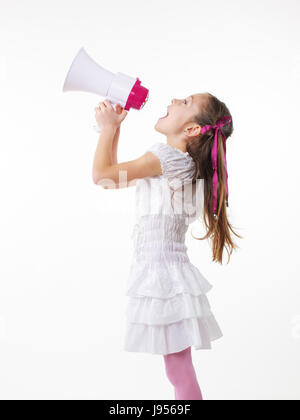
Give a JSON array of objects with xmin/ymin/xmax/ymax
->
[{"xmin": 163, "ymin": 346, "xmax": 203, "ymax": 400}]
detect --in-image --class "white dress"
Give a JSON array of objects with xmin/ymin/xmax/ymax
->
[{"xmin": 123, "ymin": 141, "xmax": 223, "ymax": 355}]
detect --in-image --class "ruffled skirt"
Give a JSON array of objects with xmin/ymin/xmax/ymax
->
[{"xmin": 123, "ymin": 260, "xmax": 223, "ymax": 355}]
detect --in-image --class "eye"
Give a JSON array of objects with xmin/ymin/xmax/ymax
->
[{"xmin": 183, "ymin": 99, "xmax": 187, "ymax": 104}]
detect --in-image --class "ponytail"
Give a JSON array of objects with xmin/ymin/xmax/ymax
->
[{"xmin": 187, "ymin": 93, "xmax": 242, "ymax": 264}]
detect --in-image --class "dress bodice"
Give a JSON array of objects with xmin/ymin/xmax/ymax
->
[{"xmin": 131, "ymin": 142, "xmax": 205, "ymax": 264}]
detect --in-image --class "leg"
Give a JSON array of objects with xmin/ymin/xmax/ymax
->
[{"xmin": 163, "ymin": 346, "xmax": 203, "ymax": 400}]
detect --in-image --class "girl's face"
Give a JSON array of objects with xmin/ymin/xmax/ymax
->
[{"xmin": 154, "ymin": 93, "xmax": 207, "ymax": 136}]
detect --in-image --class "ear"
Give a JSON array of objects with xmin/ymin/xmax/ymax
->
[{"xmin": 185, "ymin": 124, "xmax": 201, "ymax": 137}]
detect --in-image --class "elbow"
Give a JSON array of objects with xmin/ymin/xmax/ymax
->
[
  {"xmin": 92, "ymin": 171, "xmax": 117, "ymax": 189},
  {"xmin": 92, "ymin": 171, "xmax": 103, "ymax": 186}
]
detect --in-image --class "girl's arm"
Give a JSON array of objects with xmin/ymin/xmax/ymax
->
[
  {"xmin": 108, "ymin": 126, "xmax": 137, "ymax": 189},
  {"xmin": 92, "ymin": 126, "xmax": 162, "ymax": 189},
  {"xmin": 107, "ymin": 107, "xmax": 135, "ymax": 187},
  {"xmin": 111, "ymin": 126, "xmax": 119, "ymax": 165}
]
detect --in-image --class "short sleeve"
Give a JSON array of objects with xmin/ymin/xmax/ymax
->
[{"xmin": 147, "ymin": 142, "xmax": 196, "ymax": 187}]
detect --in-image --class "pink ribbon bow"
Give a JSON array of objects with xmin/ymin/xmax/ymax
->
[{"xmin": 200, "ymin": 116, "xmax": 232, "ymax": 217}]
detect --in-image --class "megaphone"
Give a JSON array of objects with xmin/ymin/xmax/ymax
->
[{"xmin": 62, "ymin": 47, "xmax": 149, "ymax": 133}]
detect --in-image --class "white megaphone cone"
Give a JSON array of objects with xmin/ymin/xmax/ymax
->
[{"xmin": 62, "ymin": 47, "xmax": 149, "ymax": 133}]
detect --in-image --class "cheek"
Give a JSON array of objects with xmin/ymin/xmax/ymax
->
[{"xmin": 168, "ymin": 114, "xmax": 184, "ymax": 127}]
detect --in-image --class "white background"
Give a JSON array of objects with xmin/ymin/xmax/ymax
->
[{"xmin": 0, "ymin": 0, "xmax": 299, "ymax": 400}]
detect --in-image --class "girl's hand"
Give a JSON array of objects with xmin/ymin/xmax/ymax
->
[{"xmin": 94, "ymin": 100, "xmax": 128, "ymax": 131}]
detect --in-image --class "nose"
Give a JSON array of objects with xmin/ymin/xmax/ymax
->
[{"xmin": 171, "ymin": 98, "xmax": 177, "ymax": 105}]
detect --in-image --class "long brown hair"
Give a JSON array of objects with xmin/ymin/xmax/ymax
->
[{"xmin": 186, "ymin": 92, "xmax": 242, "ymax": 264}]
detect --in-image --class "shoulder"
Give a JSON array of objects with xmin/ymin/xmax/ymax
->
[{"xmin": 146, "ymin": 141, "xmax": 195, "ymax": 182}]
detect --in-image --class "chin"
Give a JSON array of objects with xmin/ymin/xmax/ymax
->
[{"xmin": 154, "ymin": 121, "xmax": 165, "ymax": 134}]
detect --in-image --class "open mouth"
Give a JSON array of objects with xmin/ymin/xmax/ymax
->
[{"xmin": 159, "ymin": 112, "xmax": 169, "ymax": 119}]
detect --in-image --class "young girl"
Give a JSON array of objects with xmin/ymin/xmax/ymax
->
[{"xmin": 93, "ymin": 92, "xmax": 241, "ymax": 400}]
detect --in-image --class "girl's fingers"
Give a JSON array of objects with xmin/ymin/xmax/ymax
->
[
  {"xmin": 97, "ymin": 100, "xmax": 122, "ymax": 111},
  {"xmin": 103, "ymin": 99, "xmax": 113, "ymax": 109}
]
